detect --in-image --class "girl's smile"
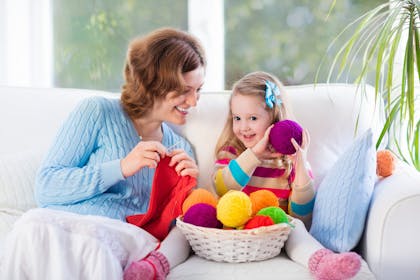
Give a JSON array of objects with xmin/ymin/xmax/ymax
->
[{"xmin": 231, "ymin": 94, "xmax": 272, "ymax": 148}]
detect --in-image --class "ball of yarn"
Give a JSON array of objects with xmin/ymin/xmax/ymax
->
[
  {"xmin": 269, "ymin": 120, "xmax": 303, "ymax": 155},
  {"xmin": 249, "ymin": 190, "xmax": 279, "ymax": 216},
  {"xmin": 244, "ymin": 215, "xmax": 274, "ymax": 230},
  {"xmin": 377, "ymin": 150, "xmax": 395, "ymax": 177},
  {"xmin": 183, "ymin": 203, "xmax": 222, "ymax": 228},
  {"xmin": 182, "ymin": 188, "xmax": 218, "ymax": 214},
  {"xmin": 217, "ymin": 190, "xmax": 252, "ymax": 228},
  {"xmin": 257, "ymin": 206, "xmax": 288, "ymax": 224}
]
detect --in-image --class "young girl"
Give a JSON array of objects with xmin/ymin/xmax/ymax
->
[{"xmin": 213, "ymin": 71, "xmax": 361, "ymax": 280}]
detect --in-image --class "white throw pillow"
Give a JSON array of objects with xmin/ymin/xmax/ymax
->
[{"xmin": 0, "ymin": 151, "xmax": 42, "ymax": 212}]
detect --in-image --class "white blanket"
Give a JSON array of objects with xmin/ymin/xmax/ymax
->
[{"xmin": 0, "ymin": 208, "xmax": 159, "ymax": 280}]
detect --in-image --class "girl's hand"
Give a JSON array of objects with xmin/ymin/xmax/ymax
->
[
  {"xmin": 120, "ymin": 141, "xmax": 166, "ymax": 178},
  {"xmin": 290, "ymin": 129, "xmax": 312, "ymax": 186},
  {"xmin": 167, "ymin": 149, "xmax": 199, "ymax": 178},
  {"xmin": 290, "ymin": 128, "xmax": 310, "ymax": 164},
  {"xmin": 252, "ymin": 124, "xmax": 282, "ymax": 160}
]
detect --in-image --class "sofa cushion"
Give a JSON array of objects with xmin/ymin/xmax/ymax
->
[
  {"xmin": 310, "ymin": 129, "xmax": 376, "ymax": 252},
  {"xmin": 0, "ymin": 151, "xmax": 41, "ymax": 212},
  {"xmin": 168, "ymin": 253, "xmax": 375, "ymax": 280},
  {"xmin": 0, "ymin": 152, "xmax": 42, "ymax": 253}
]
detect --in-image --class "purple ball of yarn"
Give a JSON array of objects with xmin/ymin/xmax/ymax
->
[
  {"xmin": 269, "ymin": 120, "xmax": 303, "ymax": 155},
  {"xmin": 183, "ymin": 203, "xmax": 222, "ymax": 228}
]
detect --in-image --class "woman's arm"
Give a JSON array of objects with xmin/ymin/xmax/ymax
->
[{"xmin": 35, "ymin": 98, "xmax": 124, "ymax": 206}]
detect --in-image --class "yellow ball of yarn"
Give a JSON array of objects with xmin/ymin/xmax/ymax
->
[{"xmin": 217, "ymin": 190, "xmax": 252, "ymax": 228}]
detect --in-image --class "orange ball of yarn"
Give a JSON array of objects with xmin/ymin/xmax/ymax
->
[
  {"xmin": 249, "ymin": 190, "xmax": 279, "ymax": 216},
  {"xmin": 182, "ymin": 188, "xmax": 218, "ymax": 214},
  {"xmin": 376, "ymin": 150, "xmax": 395, "ymax": 177},
  {"xmin": 244, "ymin": 215, "xmax": 274, "ymax": 229}
]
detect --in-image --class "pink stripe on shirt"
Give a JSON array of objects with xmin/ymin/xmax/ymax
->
[
  {"xmin": 242, "ymin": 185, "xmax": 291, "ymax": 200},
  {"xmin": 215, "ymin": 158, "xmax": 230, "ymax": 165},
  {"xmin": 222, "ymin": 146, "xmax": 237, "ymax": 155},
  {"xmin": 253, "ymin": 166, "xmax": 285, "ymax": 178}
]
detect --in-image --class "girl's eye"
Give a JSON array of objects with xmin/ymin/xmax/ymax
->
[
  {"xmin": 250, "ymin": 116, "xmax": 257, "ymax": 121},
  {"xmin": 233, "ymin": 116, "xmax": 240, "ymax": 121}
]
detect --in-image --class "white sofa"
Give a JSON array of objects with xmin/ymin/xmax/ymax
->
[{"xmin": 1, "ymin": 84, "xmax": 420, "ymax": 280}]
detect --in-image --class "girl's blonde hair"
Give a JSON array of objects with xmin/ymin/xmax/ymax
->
[{"xmin": 215, "ymin": 71, "xmax": 295, "ymax": 157}]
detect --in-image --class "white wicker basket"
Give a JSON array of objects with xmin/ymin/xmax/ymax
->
[{"xmin": 176, "ymin": 216, "xmax": 294, "ymax": 263}]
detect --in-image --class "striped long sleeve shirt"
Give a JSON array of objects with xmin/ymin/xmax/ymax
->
[{"xmin": 213, "ymin": 146, "xmax": 315, "ymax": 227}]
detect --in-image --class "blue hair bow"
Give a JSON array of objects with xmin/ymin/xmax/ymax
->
[{"xmin": 265, "ymin": 80, "xmax": 282, "ymax": 109}]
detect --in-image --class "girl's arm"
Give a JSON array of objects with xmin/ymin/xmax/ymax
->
[
  {"xmin": 213, "ymin": 147, "xmax": 261, "ymax": 196},
  {"xmin": 213, "ymin": 126, "xmax": 279, "ymax": 196},
  {"xmin": 287, "ymin": 131, "xmax": 316, "ymax": 228}
]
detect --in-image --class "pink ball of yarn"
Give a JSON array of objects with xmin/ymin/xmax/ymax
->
[
  {"xmin": 269, "ymin": 120, "xmax": 303, "ymax": 155},
  {"xmin": 183, "ymin": 203, "xmax": 222, "ymax": 228}
]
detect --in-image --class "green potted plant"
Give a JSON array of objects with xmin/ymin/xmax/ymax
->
[{"xmin": 319, "ymin": 0, "xmax": 419, "ymax": 170}]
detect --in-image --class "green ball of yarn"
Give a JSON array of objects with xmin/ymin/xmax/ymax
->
[{"xmin": 257, "ymin": 206, "xmax": 288, "ymax": 224}]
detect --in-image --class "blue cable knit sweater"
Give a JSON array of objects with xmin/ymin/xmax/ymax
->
[{"xmin": 34, "ymin": 96, "xmax": 194, "ymax": 221}]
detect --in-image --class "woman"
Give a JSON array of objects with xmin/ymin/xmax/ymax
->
[{"xmin": 0, "ymin": 27, "xmax": 206, "ymax": 280}]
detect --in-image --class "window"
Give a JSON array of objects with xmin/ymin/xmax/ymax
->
[
  {"xmin": 53, "ymin": 0, "xmax": 188, "ymax": 92},
  {"xmin": 1, "ymin": 0, "xmax": 387, "ymax": 90},
  {"xmin": 224, "ymin": 0, "xmax": 386, "ymax": 87}
]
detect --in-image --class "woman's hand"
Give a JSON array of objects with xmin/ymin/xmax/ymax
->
[
  {"xmin": 167, "ymin": 149, "xmax": 199, "ymax": 178},
  {"xmin": 120, "ymin": 141, "xmax": 167, "ymax": 178},
  {"xmin": 251, "ymin": 124, "xmax": 282, "ymax": 160}
]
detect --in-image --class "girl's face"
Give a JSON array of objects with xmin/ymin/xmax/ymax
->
[
  {"xmin": 231, "ymin": 94, "xmax": 272, "ymax": 148},
  {"xmin": 154, "ymin": 66, "xmax": 205, "ymax": 125}
]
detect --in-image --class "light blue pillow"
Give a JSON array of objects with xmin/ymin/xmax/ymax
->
[{"xmin": 309, "ymin": 129, "xmax": 376, "ymax": 252}]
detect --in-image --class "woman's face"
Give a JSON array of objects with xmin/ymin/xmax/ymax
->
[
  {"xmin": 154, "ymin": 66, "xmax": 205, "ymax": 125},
  {"xmin": 231, "ymin": 94, "xmax": 272, "ymax": 148}
]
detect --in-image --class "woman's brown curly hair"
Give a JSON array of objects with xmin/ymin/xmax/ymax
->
[{"xmin": 121, "ymin": 27, "xmax": 206, "ymax": 119}]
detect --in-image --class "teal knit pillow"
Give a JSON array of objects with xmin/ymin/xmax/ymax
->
[{"xmin": 310, "ymin": 129, "xmax": 376, "ymax": 252}]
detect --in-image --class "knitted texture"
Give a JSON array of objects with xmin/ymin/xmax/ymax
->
[
  {"xmin": 124, "ymin": 251, "xmax": 170, "ymax": 280},
  {"xmin": 308, "ymin": 249, "xmax": 361, "ymax": 280},
  {"xmin": 35, "ymin": 97, "xmax": 194, "ymax": 221},
  {"xmin": 126, "ymin": 156, "xmax": 197, "ymax": 240},
  {"xmin": 214, "ymin": 146, "xmax": 314, "ymax": 219},
  {"xmin": 310, "ymin": 129, "xmax": 376, "ymax": 252}
]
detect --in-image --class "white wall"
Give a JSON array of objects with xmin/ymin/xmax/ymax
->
[{"xmin": 0, "ymin": 0, "xmax": 53, "ymax": 87}]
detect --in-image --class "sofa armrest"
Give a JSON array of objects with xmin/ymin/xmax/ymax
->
[{"xmin": 361, "ymin": 160, "xmax": 420, "ymax": 280}]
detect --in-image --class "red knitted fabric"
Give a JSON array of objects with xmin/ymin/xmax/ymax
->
[{"xmin": 126, "ymin": 156, "xmax": 196, "ymax": 241}]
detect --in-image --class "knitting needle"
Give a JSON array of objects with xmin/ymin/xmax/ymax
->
[{"xmin": 166, "ymin": 140, "xmax": 183, "ymax": 153}]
